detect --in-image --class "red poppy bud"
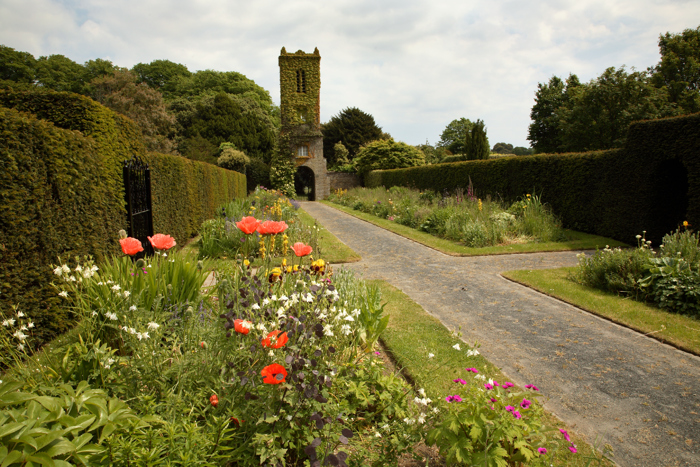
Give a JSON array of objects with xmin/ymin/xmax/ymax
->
[{"xmin": 210, "ymin": 394, "xmax": 219, "ymax": 407}]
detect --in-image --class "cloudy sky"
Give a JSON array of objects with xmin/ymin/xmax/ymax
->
[{"xmin": 1, "ymin": 0, "xmax": 698, "ymax": 148}]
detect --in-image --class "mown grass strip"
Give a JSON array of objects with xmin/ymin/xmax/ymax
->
[
  {"xmin": 502, "ymin": 267, "xmax": 700, "ymax": 356},
  {"xmin": 322, "ymin": 200, "xmax": 627, "ymax": 256},
  {"xmin": 373, "ymin": 279, "xmax": 614, "ymax": 466}
]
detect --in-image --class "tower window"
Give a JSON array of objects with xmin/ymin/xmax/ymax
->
[
  {"xmin": 296, "ymin": 70, "xmax": 306, "ymax": 93},
  {"xmin": 297, "ymin": 145, "xmax": 309, "ymax": 158}
]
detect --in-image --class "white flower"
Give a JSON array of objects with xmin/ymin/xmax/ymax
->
[
  {"xmin": 262, "ymin": 298, "xmax": 270, "ymax": 306},
  {"xmin": 302, "ymin": 293, "xmax": 314, "ymax": 303},
  {"xmin": 111, "ymin": 284, "xmax": 121, "ymax": 292},
  {"xmin": 340, "ymin": 324, "xmax": 351, "ymax": 335},
  {"xmin": 105, "ymin": 358, "xmax": 115, "ymax": 369},
  {"xmin": 129, "ymin": 305, "xmax": 137, "ymax": 311},
  {"xmin": 286, "ymin": 415, "xmax": 293, "ymax": 421},
  {"xmin": 27, "ymin": 322, "xmax": 34, "ymax": 329},
  {"xmin": 343, "ymin": 315, "xmax": 355, "ymax": 322},
  {"xmin": 432, "ymin": 407, "xmax": 440, "ymax": 414},
  {"xmin": 123, "ymin": 291, "xmax": 130, "ymax": 298},
  {"xmin": 270, "ymin": 295, "xmax": 277, "ymax": 301},
  {"xmin": 61, "ymin": 264, "xmax": 70, "ymax": 274},
  {"xmin": 16, "ymin": 311, "xmax": 24, "ymax": 318},
  {"xmin": 92, "ymin": 311, "xmax": 98, "ymax": 317},
  {"xmin": 418, "ymin": 388, "xmax": 426, "ymax": 397},
  {"xmin": 277, "ymin": 307, "xmax": 286, "ymax": 318},
  {"xmin": 279, "ymin": 295, "xmax": 288, "ymax": 301},
  {"xmin": 129, "ymin": 327, "xmax": 137, "ymax": 334},
  {"xmin": 466, "ymin": 349, "xmax": 480, "ymax": 357},
  {"xmin": 75, "ymin": 264, "xmax": 82, "ymax": 273},
  {"xmin": 69, "ymin": 276, "xmax": 76, "ymax": 282},
  {"xmin": 13, "ymin": 331, "xmax": 28, "ymax": 341},
  {"xmin": 350, "ymin": 308, "xmax": 360, "ymax": 317},
  {"xmin": 375, "ymin": 432, "xmax": 382, "ymax": 438},
  {"xmin": 17, "ymin": 344, "xmax": 24, "ymax": 352},
  {"xmin": 403, "ymin": 418, "xmax": 415, "ymax": 425},
  {"xmin": 2, "ymin": 319, "xmax": 11, "ymax": 327},
  {"xmin": 19, "ymin": 325, "xmax": 27, "ymax": 331},
  {"xmin": 453, "ymin": 343, "xmax": 461, "ymax": 351},
  {"xmin": 97, "ymin": 282, "xmax": 104, "ymax": 286},
  {"xmin": 105, "ymin": 312, "xmax": 118, "ymax": 321},
  {"xmin": 147, "ymin": 322, "xmax": 160, "ymax": 331},
  {"xmin": 418, "ymin": 415, "xmax": 426, "ymax": 424},
  {"xmin": 428, "ymin": 353, "xmax": 434, "ymax": 359},
  {"xmin": 318, "ymin": 312, "xmax": 327, "ymax": 320},
  {"xmin": 53, "ymin": 266, "xmax": 63, "ymax": 276},
  {"xmin": 59, "ymin": 291, "xmax": 69, "ymax": 298},
  {"xmin": 251, "ymin": 303, "xmax": 261, "ymax": 310},
  {"xmin": 268, "ymin": 350, "xmax": 274, "ymax": 357},
  {"xmin": 475, "ymin": 374, "xmax": 486, "ymax": 381},
  {"xmin": 323, "ymin": 325, "xmax": 335, "ymax": 337}
]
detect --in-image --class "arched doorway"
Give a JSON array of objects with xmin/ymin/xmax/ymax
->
[
  {"xmin": 295, "ymin": 166, "xmax": 316, "ymax": 201},
  {"xmin": 652, "ymin": 159, "xmax": 688, "ymax": 242}
]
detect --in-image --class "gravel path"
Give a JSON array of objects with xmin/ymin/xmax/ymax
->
[{"xmin": 301, "ymin": 201, "xmax": 700, "ymax": 467}]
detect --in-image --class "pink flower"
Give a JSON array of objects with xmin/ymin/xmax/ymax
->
[
  {"xmin": 569, "ymin": 445, "xmax": 577, "ymax": 454},
  {"xmin": 490, "ymin": 398, "xmax": 497, "ymax": 403},
  {"xmin": 493, "ymin": 381, "xmax": 500, "ymax": 387},
  {"xmin": 465, "ymin": 367, "xmax": 478, "ymax": 373},
  {"xmin": 484, "ymin": 383, "xmax": 493, "ymax": 390},
  {"xmin": 525, "ymin": 384, "xmax": 540, "ymax": 391},
  {"xmin": 513, "ymin": 410, "xmax": 522, "ymax": 419},
  {"xmin": 560, "ymin": 429, "xmax": 571, "ymax": 442},
  {"xmin": 521, "ymin": 399, "xmax": 531, "ymax": 409},
  {"xmin": 538, "ymin": 448, "xmax": 547, "ymax": 454},
  {"xmin": 502, "ymin": 382, "xmax": 514, "ymax": 389},
  {"xmin": 453, "ymin": 378, "xmax": 467, "ymax": 384},
  {"xmin": 505, "ymin": 405, "xmax": 514, "ymax": 412},
  {"xmin": 445, "ymin": 395, "xmax": 463, "ymax": 403}
]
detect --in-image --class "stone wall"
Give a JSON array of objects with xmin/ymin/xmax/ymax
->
[{"xmin": 328, "ymin": 172, "xmax": 362, "ymax": 192}]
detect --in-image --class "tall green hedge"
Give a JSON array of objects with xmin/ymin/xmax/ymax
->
[
  {"xmin": 366, "ymin": 113, "xmax": 700, "ymax": 244},
  {"xmin": 1, "ymin": 89, "xmax": 245, "ymax": 344},
  {"xmin": 144, "ymin": 152, "xmax": 246, "ymax": 244}
]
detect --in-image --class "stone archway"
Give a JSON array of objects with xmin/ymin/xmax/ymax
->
[{"xmin": 295, "ymin": 166, "xmax": 316, "ymax": 201}]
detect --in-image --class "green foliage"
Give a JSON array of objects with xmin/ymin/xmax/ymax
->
[
  {"xmin": 465, "ymin": 119, "xmax": 490, "ymax": 160},
  {"xmin": 217, "ymin": 147, "xmax": 250, "ymax": 173},
  {"xmin": 438, "ymin": 117, "xmax": 473, "ymax": 155},
  {"xmin": 34, "ymin": 54, "xmax": 90, "ymax": 94},
  {"xmin": 0, "ymin": 89, "xmax": 245, "ymax": 346},
  {"xmin": 131, "ymin": 59, "xmax": 192, "ymax": 94},
  {"xmin": 513, "ymin": 146, "xmax": 534, "ymax": 156},
  {"xmin": 246, "ymin": 157, "xmax": 271, "ymax": 192},
  {"xmin": 333, "ymin": 141, "xmax": 350, "ymax": 164},
  {"xmin": 91, "ymin": 69, "xmax": 177, "ymax": 154},
  {"xmin": 366, "ymin": 111, "xmax": 700, "ymax": 245},
  {"xmin": 354, "ymin": 139, "xmax": 425, "ymax": 175},
  {"xmin": 270, "ymin": 133, "xmax": 297, "ymax": 197},
  {"xmin": 416, "ymin": 141, "xmax": 448, "ymax": 164},
  {"xmin": 173, "ymin": 92, "xmax": 276, "ymax": 163},
  {"xmin": 321, "ymin": 107, "xmax": 383, "ymax": 165},
  {"xmin": 0, "ymin": 45, "xmax": 37, "ymax": 83},
  {"xmin": 492, "ymin": 142, "xmax": 514, "ymax": 154},
  {"xmin": 651, "ymin": 25, "xmax": 700, "ymax": 114},
  {"xmin": 527, "ymin": 74, "xmax": 580, "ymax": 153}
]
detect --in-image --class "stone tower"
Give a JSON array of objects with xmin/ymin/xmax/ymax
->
[{"xmin": 279, "ymin": 47, "xmax": 329, "ymax": 200}]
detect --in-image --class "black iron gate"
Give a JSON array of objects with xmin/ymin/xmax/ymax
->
[{"xmin": 123, "ymin": 155, "xmax": 154, "ymax": 258}]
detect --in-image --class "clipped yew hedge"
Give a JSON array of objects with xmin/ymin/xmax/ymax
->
[
  {"xmin": 1, "ymin": 89, "xmax": 244, "ymax": 344},
  {"xmin": 367, "ymin": 113, "xmax": 700, "ymax": 244}
]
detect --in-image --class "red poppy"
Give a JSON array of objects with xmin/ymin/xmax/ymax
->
[
  {"xmin": 210, "ymin": 394, "xmax": 219, "ymax": 407},
  {"xmin": 148, "ymin": 233, "xmax": 177, "ymax": 250},
  {"xmin": 257, "ymin": 220, "xmax": 288, "ymax": 235},
  {"xmin": 261, "ymin": 330, "xmax": 288, "ymax": 349},
  {"xmin": 292, "ymin": 242, "xmax": 313, "ymax": 257},
  {"xmin": 261, "ymin": 363, "xmax": 287, "ymax": 384},
  {"xmin": 120, "ymin": 237, "xmax": 144, "ymax": 256},
  {"xmin": 234, "ymin": 319, "xmax": 252, "ymax": 335},
  {"xmin": 229, "ymin": 417, "xmax": 244, "ymax": 427},
  {"xmin": 236, "ymin": 216, "xmax": 260, "ymax": 235}
]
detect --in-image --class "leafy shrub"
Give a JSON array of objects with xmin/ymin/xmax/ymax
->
[
  {"xmin": 354, "ymin": 139, "xmax": 425, "ymax": 176},
  {"xmin": 217, "ymin": 147, "xmax": 250, "ymax": 173}
]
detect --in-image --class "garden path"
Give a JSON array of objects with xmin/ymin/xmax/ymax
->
[{"xmin": 300, "ymin": 201, "xmax": 700, "ymax": 467}]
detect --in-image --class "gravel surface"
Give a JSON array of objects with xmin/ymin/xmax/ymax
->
[{"xmin": 302, "ymin": 201, "xmax": 700, "ymax": 467}]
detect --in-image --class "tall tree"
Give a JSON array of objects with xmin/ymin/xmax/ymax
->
[
  {"xmin": 0, "ymin": 45, "xmax": 36, "ymax": 83},
  {"xmin": 527, "ymin": 74, "xmax": 580, "ymax": 153},
  {"xmin": 438, "ymin": 118, "xmax": 473, "ymax": 154},
  {"xmin": 91, "ymin": 69, "xmax": 177, "ymax": 153},
  {"xmin": 34, "ymin": 54, "xmax": 87, "ymax": 94},
  {"xmin": 492, "ymin": 142, "xmax": 514, "ymax": 154},
  {"xmin": 465, "ymin": 119, "xmax": 490, "ymax": 160},
  {"xmin": 132, "ymin": 59, "xmax": 191, "ymax": 94},
  {"xmin": 321, "ymin": 107, "xmax": 383, "ymax": 165},
  {"xmin": 558, "ymin": 67, "xmax": 678, "ymax": 152},
  {"xmin": 651, "ymin": 25, "xmax": 700, "ymax": 114}
]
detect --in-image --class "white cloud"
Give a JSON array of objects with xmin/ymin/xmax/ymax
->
[{"xmin": 1, "ymin": 0, "xmax": 698, "ymax": 147}]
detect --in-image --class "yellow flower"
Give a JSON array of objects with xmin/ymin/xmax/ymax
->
[
  {"xmin": 282, "ymin": 258, "xmax": 287, "ymax": 267},
  {"xmin": 244, "ymin": 259, "xmax": 250, "ymax": 267},
  {"xmin": 683, "ymin": 220, "xmax": 689, "ymax": 227},
  {"xmin": 478, "ymin": 199, "xmax": 483, "ymax": 212}
]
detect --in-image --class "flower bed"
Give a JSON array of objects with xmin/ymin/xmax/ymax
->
[{"xmin": 327, "ymin": 186, "xmax": 567, "ymax": 248}]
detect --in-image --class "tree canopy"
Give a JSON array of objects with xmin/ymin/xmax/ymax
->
[
  {"xmin": 465, "ymin": 119, "xmax": 490, "ymax": 160},
  {"xmin": 353, "ymin": 139, "xmax": 425, "ymax": 175},
  {"xmin": 321, "ymin": 107, "xmax": 384, "ymax": 165},
  {"xmin": 438, "ymin": 118, "xmax": 473, "ymax": 155},
  {"xmin": 132, "ymin": 59, "xmax": 192, "ymax": 94},
  {"xmin": 651, "ymin": 25, "xmax": 700, "ymax": 114}
]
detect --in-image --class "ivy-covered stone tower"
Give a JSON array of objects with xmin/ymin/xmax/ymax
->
[{"xmin": 278, "ymin": 47, "xmax": 329, "ymax": 200}]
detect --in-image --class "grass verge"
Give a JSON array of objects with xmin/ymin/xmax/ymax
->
[
  {"xmin": 373, "ymin": 279, "xmax": 614, "ymax": 466},
  {"xmin": 502, "ymin": 267, "xmax": 700, "ymax": 356},
  {"xmin": 322, "ymin": 201, "xmax": 627, "ymax": 256}
]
